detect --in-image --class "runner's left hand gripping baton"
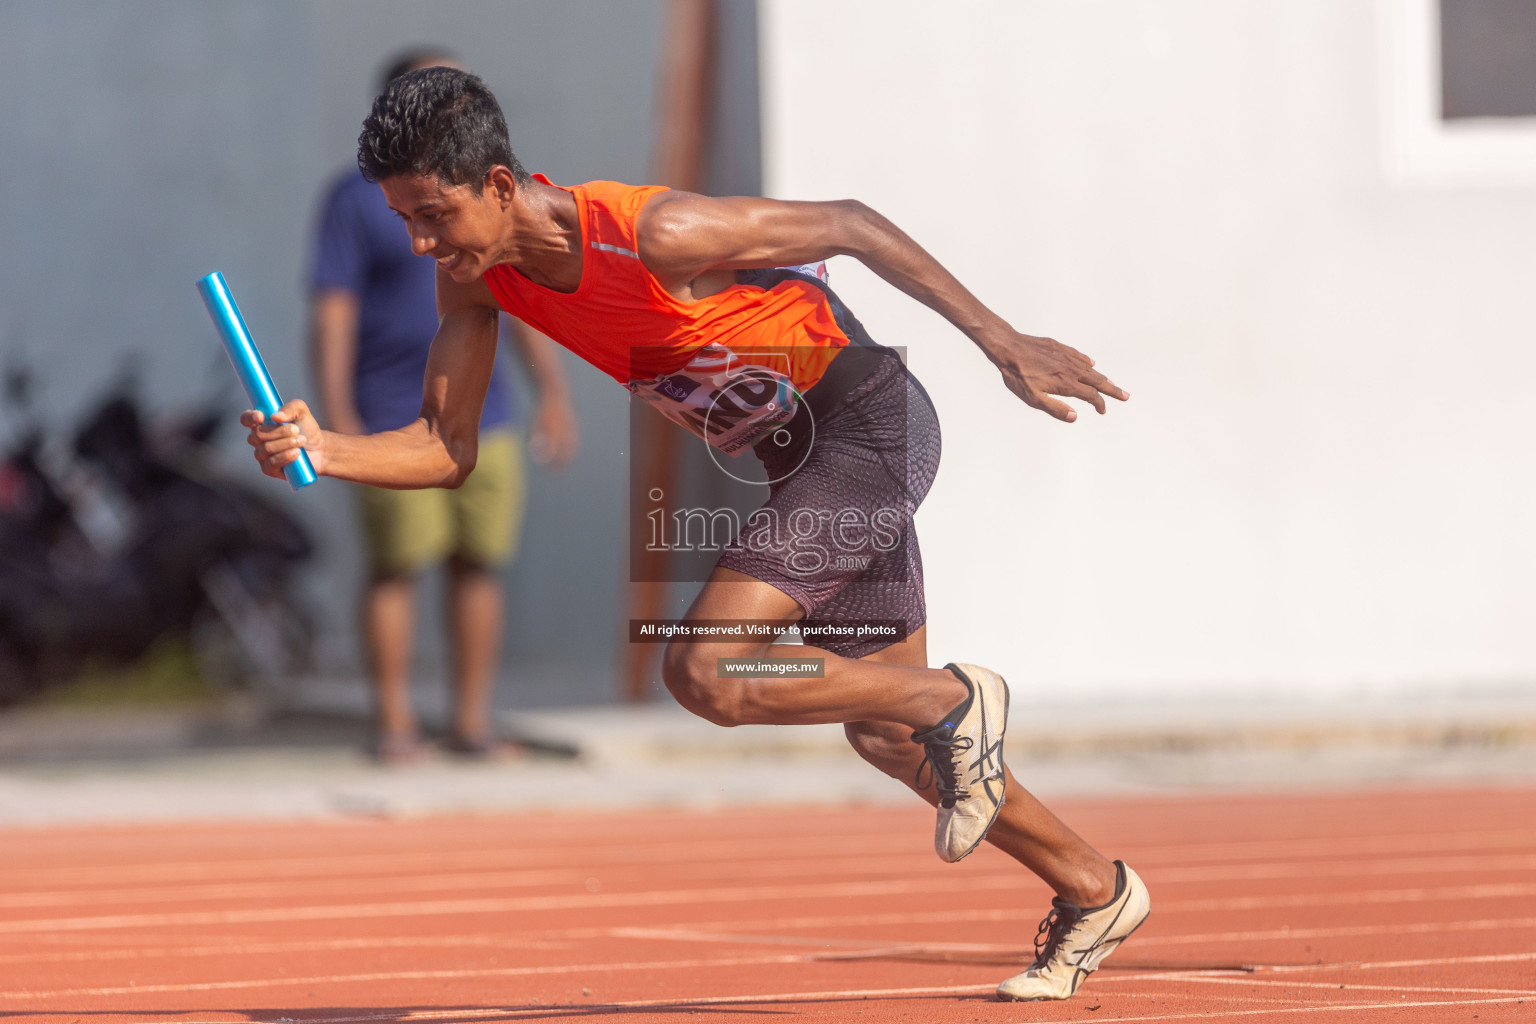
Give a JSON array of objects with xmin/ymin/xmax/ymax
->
[{"xmin": 196, "ymin": 271, "xmax": 317, "ymax": 491}]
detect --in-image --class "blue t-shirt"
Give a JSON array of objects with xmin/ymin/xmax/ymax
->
[{"xmin": 309, "ymin": 170, "xmax": 514, "ymax": 433}]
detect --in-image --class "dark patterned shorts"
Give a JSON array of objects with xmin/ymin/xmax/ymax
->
[{"xmin": 717, "ymin": 272, "xmax": 942, "ymax": 658}]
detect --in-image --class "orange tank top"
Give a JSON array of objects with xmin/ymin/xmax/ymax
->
[{"xmin": 483, "ymin": 176, "xmax": 850, "ymax": 392}]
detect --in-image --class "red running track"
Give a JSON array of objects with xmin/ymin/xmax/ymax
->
[{"xmin": 2, "ymin": 786, "xmax": 1534, "ymax": 1023}]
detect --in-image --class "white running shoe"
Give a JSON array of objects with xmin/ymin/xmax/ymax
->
[
  {"xmin": 996, "ymin": 860, "xmax": 1151, "ymax": 1001},
  {"xmin": 910, "ymin": 662, "xmax": 1008, "ymax": 863}
]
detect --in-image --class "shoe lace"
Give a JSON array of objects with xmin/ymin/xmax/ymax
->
[
  {"xmin": 1032, "ymin": 903, "xmax": 1081, "ymax": 968},
  {"xmin": 913, "ymin": 730, "xmax": 974, "ymax": 809}
]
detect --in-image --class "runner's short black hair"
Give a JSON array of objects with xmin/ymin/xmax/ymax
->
[{"xmin": 357, "ymin": 66, "xmax": 529, "ymax": 187}]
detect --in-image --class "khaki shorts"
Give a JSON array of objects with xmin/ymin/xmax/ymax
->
[{"xmin": 357, "ymin": 428, "xmax": 526, "ymax": 575}]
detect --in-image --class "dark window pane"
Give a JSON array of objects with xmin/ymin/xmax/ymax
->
[{"xmin": 1441, "ymin": 0, "xmax": 1536, "ymax": 119}]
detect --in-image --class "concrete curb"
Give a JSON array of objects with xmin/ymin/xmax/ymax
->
[{"xmin": 5, "ymin": 686, "xmax": 1536, "ymax": 766}]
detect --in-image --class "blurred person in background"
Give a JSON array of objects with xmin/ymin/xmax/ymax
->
[{"xmin": 308, "ymin": 49, "xmax": 578, "ymax": 764}]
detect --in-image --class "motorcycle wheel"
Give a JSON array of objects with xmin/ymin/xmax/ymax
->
[{"xmin": 189, "ymin": 581, "xmax": 316, "ymax": 702}]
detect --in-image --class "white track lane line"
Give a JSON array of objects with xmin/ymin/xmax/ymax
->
[
  {"xmin": 10, "ymin": 887, "xmax": 1524, "ymax": 965},
  {"xmin": 1260, "ymin": 950, "xmax": 1536, "ymax": 972},
  {"xmin": 619, "ymin": 925, "xmax": 1534, "ymax": 957},
  {"xmin": 591, "ymin": 881, "xmax": 1536, "ymax": 940},
  {"xmin": 0, "ymin": 872, "xmax": 1033, "ymax": 935},
  {"xmin": 126, "ymin": 986, "xmax": 997, "ymax": 1024},
  {"xmin": 11, "ymin": 857, "xmax": 1536, "ymax": 917},
  {"xmin": 126, "ymin": 991, "xmax": 1535, "ymax": 1024},
  {"xmin": 11, "ymin": 868, "xmax": 1534, "ymax": 926},
  {"xmin": 1082, "ymin": 952, "xmax": 1536, "ymax": 985},
  {"xmin": 1045, "ymin": 995, "xmax": 1533, "ymax": 1023},
  {"xmin": 1148, "ymin": 852, "xmax": 1536, "ymax": 883},
  {"xmin": 608, "ymin": 918, "xmax": 1536, "ymax": 959},
  {"xmin": 1146, "ymin": 915, "xmax": 1536, "ymax": 946},
  {"xmin": 13, "ymin": 863, "xmax": 1536, "ymax": 916},
  {"xmin": 0, "ymin": 852, "xmax": 950, "ymax": 910},
  {"xmin": 0, "ymin": 838, "xmax": 933, "ymax": 891},
  {"xmin": 2, "ymin": 952, "xmax": 836, "ymax": 1000},
  {"xmin": 1164, "ymin": 880, "xmax": 1536, "ymax": 911},
  {"xmin": 0, "ymin": 859, "xmax": 995, "ymax": 914},
  {"xmin": 0, "ymin": 868, "xmax": 590, "ymax": 909},
  {"xmin": 14, "ymin": 927, "xmax": 1534, "ymax": 1003},
  {"xmin": 1129, "ymin": 828, "xmax": 1536, "ymax": 866},
  {"xmin": 8, "ymin": 822, "xmax": 1534, "ymax": 890},
  {"xmin": 0, "ymin": 821, "xmax": 924, "ymax": 873},
  {"xmin": 613, "ymin": 926, "xmax": 884, "ymax": 949},
  {"xmin": 9, "ymin": 854, "xmax": 1536, "ymax": 937},
  {"xmin": 0, "ymin": 934, "xmax": 576, "ymax": 966},
  {"xmin": 1134, "ymin": 974, "xmax": 1536, "ymax": 997}
]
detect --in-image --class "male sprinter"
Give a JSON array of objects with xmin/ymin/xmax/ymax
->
[{"xmin": 246, "ymin": 67, "xmax": 1146, "ymax": 1001}]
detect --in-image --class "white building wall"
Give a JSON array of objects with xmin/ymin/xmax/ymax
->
[{"xmin": 760, "ymin": 0, "xmax": 1536, "ymax": 697}]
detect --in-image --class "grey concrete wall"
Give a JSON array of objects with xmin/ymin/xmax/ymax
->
[{"xmin": 0, "ymin": 1, "xmax": 673, "ymax": 704}]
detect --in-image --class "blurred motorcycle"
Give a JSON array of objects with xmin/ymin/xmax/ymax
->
[{"xmin": 0, "ymin": 362, "xmax": 314, "ymax": 704}]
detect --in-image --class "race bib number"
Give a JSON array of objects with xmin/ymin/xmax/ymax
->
[{"xmin": 627, "ymin": 344, "xmax": 802, "ymax": 457}]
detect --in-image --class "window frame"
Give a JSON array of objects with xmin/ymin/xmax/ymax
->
[{"xmin": 1379, "ymin": 0, "xmax": 1536, "ymax": 186}]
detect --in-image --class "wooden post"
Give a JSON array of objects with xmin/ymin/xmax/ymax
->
[{"xmin": 623, "ymin": 0, "xmax": 718, "ymax": 701}]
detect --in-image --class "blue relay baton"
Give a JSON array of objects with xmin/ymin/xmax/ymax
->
[{"xmin": 196, "ymin": 271, "xmax": 317, "ymax": 491}]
